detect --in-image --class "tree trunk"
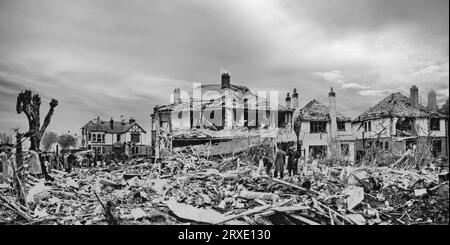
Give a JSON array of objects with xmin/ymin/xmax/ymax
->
[{"xmin": 16, "ymin": 91, "xmax": 58, "ymax": 151}]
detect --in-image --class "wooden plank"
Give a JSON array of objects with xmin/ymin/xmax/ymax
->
[
  {"xmin": 268, "ymin": 177, "xmax": 321, "ymax": 196},
  {"xmin": 289, "ymin": 214, "xmax": 321, "ymax": 225}
]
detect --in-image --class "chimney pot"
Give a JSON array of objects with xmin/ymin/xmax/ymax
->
[
  {"xmin": 329, "ymin": 87, "xmax": 336, "ymax": 97},
  {"xmin": 173, "ymin": 88, "xmax": 181, "ymax": 104},
  {"xmin": 328, "ymin": 88, "xmax": 337, "ymax": 139},
  {"xmin": 285, "ymin": 92, "xmax": 291, "ymax": 108},
  {"xmin": 292, "ymin": 88, "xmax": 299, "ymax": 108}
]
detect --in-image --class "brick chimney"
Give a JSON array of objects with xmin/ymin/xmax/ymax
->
[
  {"xmin": 427, "ymin": 90, "xmax": 437, "ymax": 112},
  {"xmin": 292, "ymin": 88, "xmax": 299, "ymax": 108},
  {"xmin": 328, "ymin": 87, "xmax": 337, "ymax": 139},
  {"xmin": 285, "ymin": 92, "xmax": 291, "ymax": 108},
  {"xmin": 109, "ymin": 117, "xmax": 114, "ymax": 129},
  {"xmin": 172, "ymin": 88, "xmax": 181, "ymax": 105},
  {"xmin": 410, "ymin": 85, "xmax": 419, "ymax": 108},
  {"xmin": 221, "ymin": 73, "xmax": 230, "ymax": 89},
  {"xmin": 129, "ymin": 117, "xmax": 136, "ymax": 124}
]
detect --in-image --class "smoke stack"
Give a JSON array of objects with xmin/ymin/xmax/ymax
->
[
  {"xmin": 172, "ymin": 88, "xmax": 181, "ymax": 104},
  {"xmin": 328, "ymin": 87, "xmax": 337, "ymax": 139},
  {"xmin": 427, "ymin": 90, "xmax": 437, "ymax": 112},
  {"xmin": 292, "ymin": 88, "xmax": 299, "ymax": 108},
  {"xmin": 285, "ymin": 92, "xmax": 291, "ymax": 108},
  {"xmin": 410, "ymin": 85, "xmax": 419, "ymax": 108},
  {"xmin": 221, "ymin": 73, "xmax": 230, "ymax": 89},
  {"xmin": 110, "ymin": 117, "xmax": 114, "ymax": 129}
]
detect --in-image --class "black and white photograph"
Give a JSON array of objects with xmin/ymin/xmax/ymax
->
[{"xmin": 0, "ymin": 0, "xmax": 448, "ymax": 231}]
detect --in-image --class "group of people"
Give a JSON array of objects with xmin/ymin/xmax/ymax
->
[
  {"xmin": 258, "ymin": 144, "xmax": 303, "ymax": 179},
  {"xmin": 0, "ymin": 147, "xmax": 109, "ymax": 182}
]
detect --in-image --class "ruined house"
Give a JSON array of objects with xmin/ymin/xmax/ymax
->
[
  {"xmin": 151, "ymin": 73, "xmax": 295, "ymax": 158},
  {"xmin": 81, "ymin": 117, "xmax": 148, "ymax": 156},
  {"xmin": 294, "ymin": 88, "xmax": 355, "ymax": 163},
  {"xmin": 352, "ymin": 86, "xmax": 448, "ymax": 160}
]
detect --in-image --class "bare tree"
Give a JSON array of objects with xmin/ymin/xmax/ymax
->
[
  {"xmin": 16, "ymin": 90, "xmax": 58, "ymax": 151},
  {"xmin": 359, "ymin": 119, "xmax": 390, "ymax": 166}
]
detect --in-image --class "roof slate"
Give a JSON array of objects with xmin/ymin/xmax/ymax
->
[
  {"xmin": 295, "ymin": 99, "xmax": 351, "ymax": 122},
  {"xmin": 156, "ymin": 83, "xmax": 291, "ymax": 112},
  {"xmin": 353, "ymin": 93, "xmax": 446, "ymax": 122}
]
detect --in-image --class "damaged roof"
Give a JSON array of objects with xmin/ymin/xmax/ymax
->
[
  {"xmin": 353, "ymin": 92, "xmax": 447, "ymax": 122},
  {"xmin": 156, "ymin": 83, "xmax": 291, "ymax": 112},
  {"xmin": 295, "ymin": 99, "xmax": 351, "ymax": 122},
  {"xmin": 81, "ymin": 119, "xmax": 146, "ymax": 134}
]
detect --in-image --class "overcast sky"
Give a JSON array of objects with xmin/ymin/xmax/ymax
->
[{"xmin": 0, "ymin": 0, "xmax": 448, "ymax": 142}]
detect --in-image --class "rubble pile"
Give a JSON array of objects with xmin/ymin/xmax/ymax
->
[{"xmin": 1, "ymin": 151, "xmax": 448, "ymax": 225}]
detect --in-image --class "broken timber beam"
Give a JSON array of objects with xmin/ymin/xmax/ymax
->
[{"xmin": 267, "ymin": 177, "xmax": 321, "ymax": 196}]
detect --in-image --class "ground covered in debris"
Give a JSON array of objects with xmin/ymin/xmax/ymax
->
[{"xmin": 1, "ymin": 154, "xmax": 448, "ymax": 225}]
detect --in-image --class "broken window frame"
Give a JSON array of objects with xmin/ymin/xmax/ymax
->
[
  {"xmin": 341, "ymin": 143, "xmax": 350, "ymax": 156},
  {"xmin": 396, "ymin": 117, "xmax": 415, "ymax": 134},
  {"xmin": 337, "ymin": 122, "xmax": 346, "ymax": 131},
  {"xmin": 430, "ymin": 118, "xmax": 440, "ymax": 131},
  {"xmin": 431, "ymin": 139, "xmax": 442, "ymax": 157}
]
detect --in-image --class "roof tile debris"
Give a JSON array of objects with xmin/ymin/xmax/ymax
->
[
  {"xmin": 296, "ymin": 99, "xmax": 351, "ymax": 122},
  {"xmin": 354, "ymin": 93, "xmax": 447, "ymax": 122}
]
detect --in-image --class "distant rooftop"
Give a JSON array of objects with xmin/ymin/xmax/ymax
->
[
  {"xmin": 296, "ymin": 99, "xmax": 351, "ymax": 122},
  {"xmin": 81, "ymin": 117, "xmax": 146, "ymax": 134},
  {"xmin": 354, "ymin": 92, "xmax": 446, "ymax": 122}
]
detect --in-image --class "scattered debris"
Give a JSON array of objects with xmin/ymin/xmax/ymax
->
[{"xmin": 1, "ymin": 147, "xmax": 448, "ymax": 225}]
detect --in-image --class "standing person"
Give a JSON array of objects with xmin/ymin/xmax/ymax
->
[
  {"xmin": 39, "ymin": 153, "xmax": 54, "ymax": 181},
  {"xmin": 59, "ymin": 153, "xmax": 66, "ymax": 170},
  {"xmin": 27, "ymin": 150, "xmax": 43, "ymax": 178},
  {"xmin": 63, "ymin": 151, "xmax": 70, "ymax": 172},
  {"xmin": 262, "ymin": 155, "xmax": 272, "ymax": 176},
  {"xmin": 0, "ymin": 149, "xmax": 6, "ymax": 173},
  {"xmin": 86, "ymin": 152, "xmax": 92, "ymax": 167},
  {"xmin": 93, "ymin": 151, "xmax": 98, "ymax": 167},
  {"xmin": 66, "ymin": 152, "xmax": 76, "ymax": 173},
  {"xmin": 6, "ymin": 153, "xmax": 16, "ymax": 178},
  {"xmin": 293, "ymin": 148, "xmax": 301, "ymax": 175},
  {"xmin": 98, "ymin": 153, "xmax": 104, "ymax": 167},
  {"xmin": 274, "ymin": 145, "xmax": 286, "ymax": 179},
  {"xmin": 286, "ymin": 147, "xmax": 295, "ymax": 176}
]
